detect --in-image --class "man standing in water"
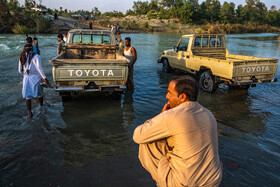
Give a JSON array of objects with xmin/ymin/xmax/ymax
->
[
  {"xmin": 57, "ymin": 34, "xmax": 65, "ymax": 55},
  {"xmin": 19, "ymin": 44, "xmax": 49, "ymax": 117},
  {"xmin": 124, "ymin": 37, "xmax": 137, "ymax": 90},
  {"xmin": 133, "ymin": 76, "xmax": 223, "ymax": 187}
]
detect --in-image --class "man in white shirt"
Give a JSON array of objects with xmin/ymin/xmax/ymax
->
[
  {"xmin": 133, "ymin": 76, "xmax": 223, "ymax": 187},
  {"xmin": 19, "ymin": 44, "xmax": 49, "ymax": 117}
]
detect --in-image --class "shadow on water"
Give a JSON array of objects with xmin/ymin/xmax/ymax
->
[{"xmin": 59, "ymin": 92, "xmax": 135, "ymax": 167}]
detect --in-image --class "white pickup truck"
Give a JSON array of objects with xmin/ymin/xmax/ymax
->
[
  {"xmin": 158, "ymin": 34, "xmax": 278, "ymax": 93},
  {"xmin": 49, "ymin": 29, "xmax": 129, "ymax": 99}
]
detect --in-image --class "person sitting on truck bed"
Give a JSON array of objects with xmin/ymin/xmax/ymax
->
[
  {"xmin": 57, "ymin": 34, "xmax": 65, "ymax": 55},
  {"xmin": 133, "ymin": 76, "xmax": 223, "ymax": 187},
  {"xmin": 124, "ymin": 37, "xmax": 137, "ymax": 91}
]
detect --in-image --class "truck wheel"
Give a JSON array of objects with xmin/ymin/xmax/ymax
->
[
  {"xmin": 199, "ymin": 71, "xmax": 217, "ymax": 93},
  {"xmin": 162, "ymin": 59, "xmax": 171, "ymax": 73}
]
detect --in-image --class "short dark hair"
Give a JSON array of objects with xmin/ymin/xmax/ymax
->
[
  {"xmin": 26, "ymin": 37, "xmax": 32, "ymax": 44},
  {"xmin": 125, "ymin": 37, "xmax": 131, "ymax": 42},
  {"xmin": 57, "ymin": 34, "xmax": 63, "ymax": 39},
  {"xmin": 172, "ymin": 76, "xmax": 198, "ymax": 101}
]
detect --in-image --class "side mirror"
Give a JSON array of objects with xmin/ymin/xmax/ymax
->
[{"xmin": 174, "ymin": 46, "xmax": 178, "ymax": 52}]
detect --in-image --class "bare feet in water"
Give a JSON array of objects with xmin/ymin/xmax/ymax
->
[{"xmin": 28, "ymin": 112, "xmax": 33, "ymax": 118}]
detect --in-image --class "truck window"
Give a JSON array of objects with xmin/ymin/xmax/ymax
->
[
  {"xmin": 209, "ymin": 37, "xmax": 216, "ymax": 47},
  {"xmin": 209, "ymin": 37, "xmax": 222, "ymax": 47},
  {"xmin": 217, "ymin": 38, "xmax": 221, "ymax": 47},
  {"xmin": 72, "ymin": 34, "xmax": 111, "ymax": 44},
  {"xmin": 82, "ymin": 35, "xmax": 91, "ymax": 43},
  {"xmin": 103, "ymin": 35, "xmax": 111, "ymax": 44},
  {"xmin": 194, "ymin": 37, "xmax": 201, "ymax": 47},
  {"xmin": 73, "ymin": 34, "xmax": 81, "ymax": 43},
  {"xmin": 178, "ymin": 38, "xmax": 189, "ymax": 51},
  {"xmin": 73, "ymin": 34, "xmax": 91, "ymax": 43},
  {"xmin": 92, "ymin": 35, "xmax": 111, "ymax": 44},
  {"xmin": 202, "ymin": 37, "xmax": 209, "ymax": 47}
]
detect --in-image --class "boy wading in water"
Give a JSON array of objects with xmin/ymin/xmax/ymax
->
[{"xmin": 19, "ymin": 44, "xmax": 49, "ymax": 117}]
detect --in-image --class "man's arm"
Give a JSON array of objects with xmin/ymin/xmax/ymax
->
[
  {"xmin": 131, "ymin": 47, "xmax": 137, "ymax": 66},
  {"xmin": 18, "ymin": 60, "xmax": 23, "ymax": 75},
  {"xmin": 57, "ymin": 43, "xmax": 62, "ymax": 55},
  {"xmin": 34, "ymin": 55, "xmax": 49, "ymax": 84},
  {"xmin": 133, "ymin": 112, "xmax": 170, "ymax": 144}
]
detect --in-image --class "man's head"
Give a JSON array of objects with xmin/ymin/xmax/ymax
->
[
  {"xmin": 26, "ymin": 37, "xmax": 32, "ymax": 44},
  {"xmin": 57, "ymin": 34, "xmax": 63, "ymax": 42},
  {"xmin": 64, "ymin": 33, "xmax": 67, "ymax": 37},
  {"xmin": 125, "ymin": 37, "xmax": 131, "ymax": 47},
  {"xmin": 166, "ymin": 76, "xmax": 198, "ymax": 108}
]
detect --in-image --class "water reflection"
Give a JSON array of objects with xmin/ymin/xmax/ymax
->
[{"xmin": 59, "ymin": 92, "xmax": 135, "ymax": 167}]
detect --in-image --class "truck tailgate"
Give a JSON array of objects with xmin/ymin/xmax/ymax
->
[
  {"xmin": 233, "ymin": 60, "xmax": 278, "ymax": 76},
  {"xmin": 51, "ymin": 58, "xmax": 128, "ymax": 85}
]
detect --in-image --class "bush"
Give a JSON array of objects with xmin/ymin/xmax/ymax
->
[
  {"xmin": 123, "ymin": 20, "xmax": 139, "ymax": 30},
  {"xmin": 147, "ymin": 10, "xmax": 157, "ymax": 20},
  {"xmin": 143, "ymin": 21, "xmax": 149, "ymax": 28},
  {"xmin": 36, "ymin": 17, "xmax": 51, "ymax": 33},
  {"xmin": 12, "ymin": 24, "xmax": 28, "ymax": 34},
  {"xmin": 157, "ymin": 9, "xmax": 170, "ymax": 19}
]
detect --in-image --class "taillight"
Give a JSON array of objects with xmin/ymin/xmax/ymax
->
[
  {"xmin": 264, "ymin": 74, "xmax": 273, "ymax": 78},
  {"xmin": 235, "ymin": 77, "xmax": 242, "ymax": 81}
]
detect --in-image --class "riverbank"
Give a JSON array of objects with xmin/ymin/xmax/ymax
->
[
  {"xmin": 79, "ymin": 15, "xmax": 280, "ymax": 34},
  {"xmin": 5, "ymin": 14, "xmax": 280, "ymax": 35}
]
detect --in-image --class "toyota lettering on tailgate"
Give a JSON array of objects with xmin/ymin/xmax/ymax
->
[
  {"xmin": 242, "ymin": 66, "xmax": 269, "ymax": 73},
  {"xmin": 68, "ymin": 69, "xmax": 114, "ymax": 77}
]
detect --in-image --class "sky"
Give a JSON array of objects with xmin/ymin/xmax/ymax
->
[{"xmin": 17, "ymin": 0, "xmax": 280, "ymax": 13}]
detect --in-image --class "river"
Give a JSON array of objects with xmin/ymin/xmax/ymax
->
[{"xmin": 0, "ymin": 33, "xmax": 279, "ymax": 186}]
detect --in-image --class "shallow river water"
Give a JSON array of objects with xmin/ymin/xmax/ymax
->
[{"xmin": 0, "ymin": 33, "xmax": 279, "ymax": 186}]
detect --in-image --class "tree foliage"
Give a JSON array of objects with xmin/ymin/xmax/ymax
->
[{"xmin": 127, "ymin": 0, "xmax": 280, "ymax": 27}]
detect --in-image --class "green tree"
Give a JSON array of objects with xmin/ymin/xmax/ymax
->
[
  {"xmin": 0, "ymin": 0, "xmax": 12, "ymax": 33},
  {"xmin": 220, "ymin": 2, "xmax": 235, "ymax": 23},
  {"xmin": 126, "ymin": 9, "xmax": 135, "ymax": 16},
  {"xmin": 236, "ymin": 5, "xmax": 246, "ymax": 23},
  {"xmin": 159, "ymin": 0, "xmax": 176, "ymax": 8},
  {"xmin": 132, "ymin": 1, "xmax": 150, "ymax": 15},
  {"xmin": 147, "ymin": 10, "xmax": 158, "ymax": 19},
  {"xmin": 254, "ymin": 1, "xmax": 267, "ymax": 23},
  {"xmin": 179, "ymin": 1, "xmax": 193, "ymax": 24},
  {"xmin": 25, "ymin": 0, "xmax": 33, "ymax": 9},
  {"xmin": 157, "ymin": 8, "xmax": 171, "ymax": 19},
  {"xmin": 188, "ymin": 0, "xmax": 200, "ymax": 22},
  {"xmin": 149, "ymin": 0, "xmax": 160, "ymax": 11},
  {"xmin": 204, "ymin": 0, "xmax": 221, "ymax": 22},
  {"xmin": 242, "ymin": 0, "xmax": 267, "ymax": 23},
  {"xmin": 93, "ymin": 7, "xmax": 101, "ymax": 18}
]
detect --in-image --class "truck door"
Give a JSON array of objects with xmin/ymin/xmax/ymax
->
[{"xmin": 176, "ymin": 37, "xmax": 190, "ymax": 71}]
